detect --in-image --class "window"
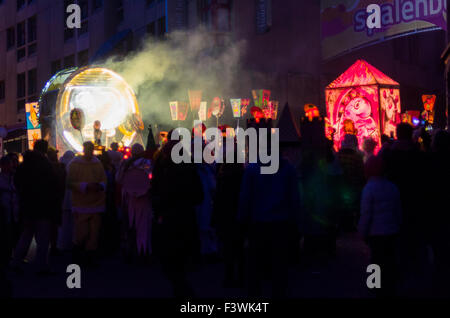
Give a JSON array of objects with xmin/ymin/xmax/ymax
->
[
  {"xmin": 27, "ymin": 15, "xmax": 37, "ymax": 43},
  {"xmin": 7, "ymin": 27, "xmax": 15, "ymax": 50},
  {"xmin": 92, "ymin": 0, "xmax": 103, "ymax": 12},
  {"xmin": 78, "ymin": 50, "xmax": 89, "ymax": 66},
  {"xmin": 64, "ymin": 55, "xmax": 75, "ymax": 68},
  {"xmin": 17, "ymin": 0, "xmax": 25, "ymax": 11},
  {"xmin": 17, "ymin": 21, "xmax": 26, "ymax": 47},
  {"xmin": 51, "ymin": 60, "xmax": 61, "ymax": 75},
  {"xmin": 0, "ymin": 81, "xmax": 5, "ymax": 101},
  {"xmin": 28, "ymin": 69, "xmax": 37, "ymax": 95},
  {"xmin": 17, "ymin": 48, "xmax": 26, "ymax": 62},
  {"xmin": 198, "ymin": 0, "xmax": 231, "ymax": 32},
  {"xmin": 78, "ymin": 20, "xmax": 89, "ymax": 36},
  {"xmin": 79, "ymin": 0, "xmax": 89, "ymax": 20},
  {"xmin": 117, "ymin": 0, "xmax": 124, "ymax": 23},
  {"xmin": 157, "ymin": 16, "xmax": 166, "ymax": 37},
  {"xmin": 27, "ymin": 43, "xmax": 37, "ymax": 56},
  {"xmin": 17, "ymin": 73, "xmax": 26, "ymax": 99},
  {"xmin": 17, "ymin": 99, "xmax": 26, "ymax": 112},
  {"xmin": 256, "ymin": 0, "xmax": 271, "ymax": 34},
  {"xmin": 147, "ymin": 22, "xmax": 156, "ymax": 36},
  {"xmin": 64, "ymin": 28, "xmax": 75, "ymax": 41}
]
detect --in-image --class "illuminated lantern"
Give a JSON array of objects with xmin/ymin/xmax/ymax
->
[
  {"xmin": 304, "ymin": 104, "xmax": 320, "ymax": 122},
  {"xmin": 241, "ymin": 99, "xmax": 250, "ymax": 116},
  {"xmin": 169, "ymin": 101, "xmax": 189, "ymax": 121},
  {"xmin": 192, "ymin": 122, "xmax": 206, "ymax": 138},
  {"xmin": 251, "ymin": 107, "xmax": 265, "ymax": 123},
  {"xmin": 252, "ymin": 89, "xmax": 271, "ymax": 108},
  {"xmin": 422, "ymin": 95, "xmax": 436, "ymax": 124},
  {"xmin": 178, "ymin": 102, "xmax": 189, "ymax": 121},
  {"xmin": 188, "ymin": 90, "xmax": 202, "ymax": 112},
  {"xmin": 170, "ymin": 101, "xmax": 179, "ymax": 121},
  {"xmin": 26, "ymin": 102, "xmax": 42, "ymax": 150},
  {"xmin": 209, "ymin": 97, "xmax": 225, "ymax": 122},
  {"xmin": 41, "ymin": 67, "xmax": 144, "ymax": 153},
  {"xmin": 198, "ymin": 101, "xmax": 207, "ymax": 121},
  {"xmin": 262, "ymin": 101, "xmax": 279, "ymax": 120},
  {"xmin": 230, "ymin": 99, "xmax": 241, "ymax": 118},
  {"xmin": 326, "ymin": 60, "xmax": 401, "ymax": 151},
  {"xmin": 402, "ymin": 110, "xmax": 421, "ymax": 127},
  {"xmin": 218, "ymin": 125, "xmax": 235, "ymax": 138},
  {"xmin": 159, "ymin": 131, "xmax": 168, "ymax": 145}
]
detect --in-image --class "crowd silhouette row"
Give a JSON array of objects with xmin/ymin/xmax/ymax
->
[{"xmin": 1, "ymin": 122, "xmax": 450, "ymax": 298}]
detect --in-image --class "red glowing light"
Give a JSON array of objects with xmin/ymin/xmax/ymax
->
[{"xmin": 326, "ymin": 60, "xmax": 401, "ymax": 152}]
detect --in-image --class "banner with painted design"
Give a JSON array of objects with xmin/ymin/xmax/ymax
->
[
  {"xmin": 26, "ymin": 102, "xmax": 42, "ymax": 150},
  {"xmin": 188, "ymin": 90, "xmax": 202, "ymax": 112},
  {"xmin": 321, "ymin": 0, "xmax": 447, "ymax": 60},
  {"xmin": 230, "ymin": 99, "xmax": 241, "ymax": 118},
  {"xmin": 252, "ymin": 89, "xmax": 271, "ymax": 108}
]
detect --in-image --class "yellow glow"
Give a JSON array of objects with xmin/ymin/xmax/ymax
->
[{"xmin": 55, "ymin": 67, "xmax": 142, "ymax": 153}]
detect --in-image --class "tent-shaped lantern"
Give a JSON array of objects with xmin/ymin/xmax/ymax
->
[{"xmin": 325, "ymin": 60, "xmax": 401, "ymax": 151}]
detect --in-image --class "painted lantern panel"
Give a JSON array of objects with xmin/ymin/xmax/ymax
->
[
  {"xmin": 326, "ymin": 86, "xmax": 380, "ymax": 151},
  {"xmin": 380, "ymin": 88, "xmax": 401, "ymax": 138}
]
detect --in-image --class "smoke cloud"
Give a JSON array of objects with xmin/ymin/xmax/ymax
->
[{"xmin": 101, "ymin": 28, "xmax": 248, "ymax": 134}]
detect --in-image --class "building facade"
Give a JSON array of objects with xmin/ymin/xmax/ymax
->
[{"xmin": 0, "ymin": 0, "xmax": 322, "ymax": 154}]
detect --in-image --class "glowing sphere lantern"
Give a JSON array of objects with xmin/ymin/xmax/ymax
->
[{"xmin": 41, "ymin": 67, "xmax": 144, "ymax": 153}]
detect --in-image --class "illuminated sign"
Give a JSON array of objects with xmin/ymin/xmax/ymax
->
[{"xmin": 321, "ymin": 0, "xmax": 447, "ymax": 59}]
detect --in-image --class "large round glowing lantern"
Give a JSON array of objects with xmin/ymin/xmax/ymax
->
[{"xmin": 41, "ymin": 67, "xmax": 144, "ymax": 153}]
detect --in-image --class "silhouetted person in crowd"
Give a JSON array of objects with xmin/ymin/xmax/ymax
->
[
  {"xmin": 107, "ymin": 142, "xmax": 123, "ymax": 171},
  {"xmin": 238, "ymin": 140, "xmax": 301, "ymax": 298},
  {"xmin": 152, "ymin": 133, "xmax": 204, "ymax": 298},
  {"xmin": 58, "ymin": 151, "xmax": 75, "ymax": 251},
  {"xmin": 382, "ymin": 123, "xmax": 425, "ymax": 281},
  {"xmin": 212, "ymin": 142, "xmax": 245, "ymax": 288},
  {"xmin": 47, "ymin": 147, "xmax": 66, "ymax": 256},
  {"xmin": 300, "ymin": 139, "xmax": 342, "ymax": 257},
  {"xmin": 98, "ymin": 150, "xmax": 120, "ymax": 256},
  {"xmin": 67, "ymin": 141, "xmax": 107, "ymax": 267},
  {"xmin": 116, "ymin": 144, "xmax": 153, "ymax": 262},
  {"xmin": 337, "ymin": 134, "xmax": 365, "ymax": 231},
  {"xmin": 359, "ymin": 155, "xmax": 402, "ymax": 298},
  {"xmin": 362, "ymin": 137, "xmax": 377, "ymax": 163},
  {"xmin": 427, "ymin": 130, "xmax": 450, "ymax": 296},
  {"xmin": 11, "ymin": 140, "xmax": 58, "ymax": 275},
  {"xmin": 0, "ymin": 156, "xmax": 18, "ymax": 261}
]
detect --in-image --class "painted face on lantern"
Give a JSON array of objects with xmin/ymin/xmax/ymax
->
[{"xmin": 344, "ymin": 98, "xmax": 371, "ymax": 119}]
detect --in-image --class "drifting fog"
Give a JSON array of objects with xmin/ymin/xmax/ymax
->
[{"xmin": 101, "ymin": 28, "xmax": 250, "ymax": 133}]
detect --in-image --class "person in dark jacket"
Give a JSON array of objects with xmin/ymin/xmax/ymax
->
[
  {"xmin": 427, "ymin": 130, "xmax": 450, "ymax": 296},
  {"xmin": 212, "ymin": 142, "xmax": 245, "ymax": 288},
  {"xmin": 47, "ymin": 147, "xmax": 66, "ymax": 256},
  {"xmin": 238, "ymin": 157, "xmax": 301, "ymax": 298},
  {"xmin": 381, "ymin": 123, "xmax": 426, "ymax": 285},
  {"xmin": 336, "ymin": 134, "xmax": 365, "ymax": 231},
  {"xmin": 151, "ymin": 135, "xmax": 204, "ymax": 298},
  {"xmin": 11, "ymin": 140, "xmax": 58, "ymax": 274}
]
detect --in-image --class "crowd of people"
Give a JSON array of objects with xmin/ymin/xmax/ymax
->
[{"xmin": 0, "ymin": 122, "xmax": 449, "ymax": 298}]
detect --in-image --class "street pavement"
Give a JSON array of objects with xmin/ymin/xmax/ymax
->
[{"xmin": 6, "ymin": 232, "xmax": 436, "ymax": 298}]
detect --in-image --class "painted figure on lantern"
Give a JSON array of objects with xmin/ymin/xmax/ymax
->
[
  {"xmin": 336, "ymin": 94, "xmax": 379, "ymax": 149},
  {"xmin": 326, "ymin": 60, "xmax": 401, "ymax": 152},
  {"xmin": 381, "ymin": 88, "xmax": 401, "ymax": 138}
]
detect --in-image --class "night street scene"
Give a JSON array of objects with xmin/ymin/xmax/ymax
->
[{"xmin": 1, "ymin": 0, "xmax": 450, "ymax": 314}]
